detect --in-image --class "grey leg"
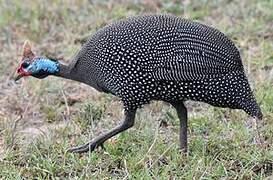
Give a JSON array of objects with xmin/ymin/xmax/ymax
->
[
  {"xmin": 170, "ymin": 102, "xmax": 188, "ymax": 153},
  {"xmin": 68, "ymin": 109, "xmax": 136, "ymax": 153}
]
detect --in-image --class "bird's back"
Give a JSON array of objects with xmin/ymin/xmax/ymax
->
[{"xmin": 75, "ymin": 14, "xmax": 244, "ymax": 81}]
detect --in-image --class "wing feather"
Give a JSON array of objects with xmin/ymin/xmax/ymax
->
[{"xmin": 149, "ymin": 53, "xmax": 242, "ymax": 81}]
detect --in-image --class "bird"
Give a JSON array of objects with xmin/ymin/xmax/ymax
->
[{"xmin": 15, "ymin": 14, "xmax": 262, "ymax": 153}]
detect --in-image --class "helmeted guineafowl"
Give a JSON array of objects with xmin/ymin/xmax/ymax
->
[{"xmin": 15, "ymin": 14, "xmax": 262, "ymax": 153}]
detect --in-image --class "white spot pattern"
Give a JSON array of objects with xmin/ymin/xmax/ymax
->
[{"xmin": 71, "ymin": 14, "xmax": 262, "ymax": 119}]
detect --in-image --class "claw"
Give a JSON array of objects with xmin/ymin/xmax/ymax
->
[
  {"xmin": 67, "ymin": 144, "xmax": 91, "ymax": 153},
  {"xmin": 67, "ymin": 142, "xmax": 105, "ymax": 154},
  {"xmin": 100, "ymin": 143, "xmax": 106, "ymax": 150}
]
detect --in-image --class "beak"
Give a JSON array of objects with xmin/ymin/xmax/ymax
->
[{"xmin": 14, "ymin": 74, "xmax": 23, "ymax": 81}]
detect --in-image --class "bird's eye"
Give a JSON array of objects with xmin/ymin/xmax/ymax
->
[{"xmin": 22, "ymin": 62, "xmax": 30, "ymax": 68}]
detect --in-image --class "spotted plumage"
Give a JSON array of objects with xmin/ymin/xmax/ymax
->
[
  {"xmin": 71, "ymin": 14, "xmax": 262, "ymax": 119},
  {"xmin": 15, "ymin": 14, "xmax": 262, "ymax": 153}
]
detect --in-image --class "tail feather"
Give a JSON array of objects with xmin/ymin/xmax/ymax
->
[{"xmin": 242, "ymin": 95, "xmax": 263, "ymax": 119}]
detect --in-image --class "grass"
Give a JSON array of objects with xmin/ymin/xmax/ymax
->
[{"xmin": 0, "ymin": 0, "xmax": 273, "ymax": 179}]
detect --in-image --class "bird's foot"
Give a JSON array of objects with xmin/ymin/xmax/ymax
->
[{"xmin": 67, "ymin": 141, "xmax": 105, "ymax": 153}]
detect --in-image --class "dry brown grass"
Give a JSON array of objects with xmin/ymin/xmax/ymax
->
[{"xmin": 0, "ymin": 0, "xmax": 272, "ymax": 178}]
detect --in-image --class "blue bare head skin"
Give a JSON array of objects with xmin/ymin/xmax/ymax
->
[{"xmin": 24, "ymin": 57, "xmax": 60, "ymax": 75}]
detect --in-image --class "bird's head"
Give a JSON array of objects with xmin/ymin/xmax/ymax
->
[{"xmin": 15, "ymin": 41, "xmax": 60, "ymax": 81}]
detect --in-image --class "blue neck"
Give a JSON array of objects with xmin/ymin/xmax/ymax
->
[{"xmin": 30, "ymin": 57, "xmax": 60, "ymax": 74}]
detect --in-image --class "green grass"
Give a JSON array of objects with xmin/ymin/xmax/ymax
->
[{"xmin": 0, "ymin": 0, "xmax": 272, "ymax": 179}]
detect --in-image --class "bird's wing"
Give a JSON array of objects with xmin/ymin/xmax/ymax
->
[{"xmin": 149, "ymin": 53, "xmax": 242, "ymax": 81}]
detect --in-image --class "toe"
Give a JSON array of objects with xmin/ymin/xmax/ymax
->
[{"xmin": 67, "ymin": 144, "xmax": 90, "ymax": 153}]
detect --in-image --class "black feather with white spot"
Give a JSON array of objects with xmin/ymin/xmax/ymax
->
[{"xmin": 71, "ymin": 14, "xmax": 262, "ymax": 119}]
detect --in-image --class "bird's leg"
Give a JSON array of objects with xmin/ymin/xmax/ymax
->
[
  {"xmin": 253, "ymin": 117, "xmax": 263, "ymax": 145},
  {"xmin": 68, "ymin": 109, "xmax": 136, "ymax": 153},
  {"xmin": 171, "ymin": 102, "xmax": 188, "ymax": 153}
]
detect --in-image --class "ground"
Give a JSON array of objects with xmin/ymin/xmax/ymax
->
[{"xmin": 0, "ymin": 0, "xmax": 273, "ymax": 179}]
